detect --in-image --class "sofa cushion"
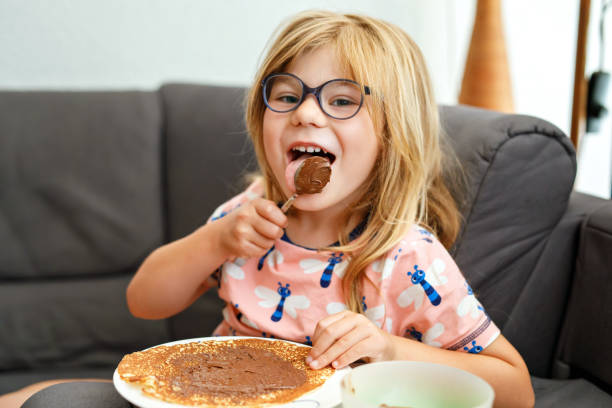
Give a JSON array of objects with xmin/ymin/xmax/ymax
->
[
  {"xmin": 532, "ymin": 376, "xmax": 612, "ymax": 407},
  {"xmin": 0, "ymin": 91, "xmax": 164, "ymax": 278},
  {"xmin": 0, "ymin": 274, "xmax": 169, "ymax": 376}
]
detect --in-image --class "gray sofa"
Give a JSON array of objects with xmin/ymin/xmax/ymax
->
[{"xmin": 1, "ymin": 84, "xmax": 611, "ymax": 406}]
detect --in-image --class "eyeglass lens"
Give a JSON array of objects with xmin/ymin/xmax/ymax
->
[{"xmin": 264, "ymin": 75, "xmax": 363, "ymax": 119}]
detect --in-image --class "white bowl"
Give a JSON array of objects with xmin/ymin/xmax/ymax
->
[{"xmin": 341, "ymin": 361, "xmax": 494, "ymax": 408}]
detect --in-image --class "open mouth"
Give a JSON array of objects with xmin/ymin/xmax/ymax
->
[{"xmin": 289, "ymin": 146, "xmax": 336, "ymax": 164}]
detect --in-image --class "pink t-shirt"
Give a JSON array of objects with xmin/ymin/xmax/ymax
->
[{"xmin": 206, "ymin": 180, "xmax": 499, "ymax": 354}]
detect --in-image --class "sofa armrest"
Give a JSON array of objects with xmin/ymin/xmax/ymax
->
[
  {"xmin": 502, "ymin": 192, "xmax": 605, "ymax": 377},
  {"xmin": 558, "ymin": 197, "xmax": 612, "ymax": 392}
]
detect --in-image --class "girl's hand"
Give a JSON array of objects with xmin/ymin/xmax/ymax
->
[
  {"xmin": 307, "ymin": 310, "xmax": 395, "ymax": 370},
  {"xmin": 217, "ymin": 198, "xmax": 288, "ymax": 260}
]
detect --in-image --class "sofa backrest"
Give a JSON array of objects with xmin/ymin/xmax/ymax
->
[
  {"xmin": 0, "ymin": 90, "xmax": 170, "ymax": 375},
  {"xmin": 160, "ymin": 84, "xmax": 258, "ymax": 242},
  {"xmin": 159, "ymin": 84, "xmax": 253, "ymax": 340},
  {"xmin": 0, "ymin": 91, "xmax": 165, "ymax": 278}
]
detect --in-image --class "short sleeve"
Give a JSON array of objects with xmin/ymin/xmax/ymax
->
[
  {"xmin": 206, "ymin": 178, "xmax": 265, "ymax": 224},
  {"xmin": 383, "ymin": 227, "xmax": 500, "ymax": 353}
]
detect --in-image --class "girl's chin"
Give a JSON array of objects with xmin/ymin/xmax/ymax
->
[{"xmin": 291, "ymin": 194, "xmax": 339, "ymax": 212}]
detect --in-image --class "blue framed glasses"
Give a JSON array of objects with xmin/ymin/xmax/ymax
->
[{"xmin": 262, "ymin": 73, "xmax": 371, "ymax": 120}]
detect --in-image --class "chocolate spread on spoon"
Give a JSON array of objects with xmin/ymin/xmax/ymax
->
[{"xmin": 294, "ymin": 156, "xmax": 331, "ymax": 194}]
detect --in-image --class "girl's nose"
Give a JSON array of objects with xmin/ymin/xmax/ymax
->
[{"xmin": 290, "ymin": 94, "xmax": 327, "ymax": 127}]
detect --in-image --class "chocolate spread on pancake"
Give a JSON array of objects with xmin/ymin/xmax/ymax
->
[
  {"xmin": 295, "ymin": 156, "xmax": 331, "ymax": 194},
  {"xmin": 167, "ymin": 345, "xmax": 306, "ymax": 400},
  {"xmin": 117, "ymin": 338, "xmax": 335, "ymax": 406}
]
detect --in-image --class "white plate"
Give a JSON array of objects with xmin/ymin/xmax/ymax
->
[{"xmin": 113, "ymin": 336, "xmax": 349, "ymax": 408}]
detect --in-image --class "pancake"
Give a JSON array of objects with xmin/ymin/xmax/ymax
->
[{"xmin": 117, "ymin": 338, "xmax": 335, "ymax": 407}]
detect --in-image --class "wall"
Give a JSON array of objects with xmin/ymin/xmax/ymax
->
[
  {"xmin": 0, "ymin": 0, "xmax": 458, "ymax": 98},
  {"xmin": 1, "ymin": 0, "xmax": 610, "ymax": 197},
  {"xmin": 574, "ymin": 0, "xmax": 612, "ymax": 199}
]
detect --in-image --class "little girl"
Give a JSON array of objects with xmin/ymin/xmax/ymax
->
[
  {"xmin": 126, "ymin": 10, "xmax": 534, "ymax": 407},
  {"xmin": 14, "ymin": 10, "xmax": 534, "ymax": 408}
]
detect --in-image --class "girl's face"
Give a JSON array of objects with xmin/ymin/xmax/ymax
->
[{"xmin": 262, "ymin": 46, "xmax": 380, "ymax": 215}]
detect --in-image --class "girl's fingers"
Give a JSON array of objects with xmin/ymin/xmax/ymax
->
[
  {"xmin": 310, "ymin": 311, "xmax": 351, "ymax": 352},
  {"xmin": 229, "ymin": 219, "xmax": 274, "ymax": 256},
  {"xmin": 309, "ymin": 327, "xmax": 370, "ymax": 370},
  {"xmin": 327, "ymin": 338, "xmax": 372, "ymax": 369},
  {"xmin": 253, "ymin": 198, "xmax": 288, "ymax": 228},
  {"xmin": 309, "ymin": 312, "xmax": 362, "ymax": 362},
  {"xmin": 246, "ymin": 228, "xmax": 275, "ymax": 253},
  {"xmin": 251, "ymin": 215, "xmax": 284, "ymax": 240},
  {"xmin": 238, "ymin": 240, "xmax": 270, "ymax": 258}
]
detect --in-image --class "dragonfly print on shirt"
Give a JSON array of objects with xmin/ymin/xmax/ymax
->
[
  {"xmin": 397, "ymin": 259, "xmax": 448, "ymax": 309},
  {"xmin": 300, "ymin": 252, "xmax": 347, "ymax": 288},
  {"xmin": 255, "ymin": 282, "xmax": 310, "ymax": 322},
  {"xmin": 223, "ymin": 258, "xmax": 246, "ymax": 282},
  {"xmin": 371, "ymin": 246, "xmax": 403, "ymax": 283},
  {"xmin": 232, "ymin": 304, "xmax": 259, "ymax": 330},
  {"xmin": 257, "ymin": 246, "xmax": 283, "ymax": 271},
  {"xmin": 361, "ymin": 296, "xmax": 385, "ymax": 328},
  {"xmin": 464, "ymin": 340, "xmax": 483, "ymax": 354},
  {"xmin": 417, "ymin": 227, "xmax": 434, "ymax": 243},
  {"xmin": 406, "ymin": 322, "xmax": 444, "ymax": 347},
  {"xmin": 326, "ymin": 298, "xmax": 385, "ymax": 329},
  {"xmin": 457, "ymin": 283, "xmax": 484, "ymax": 319}
]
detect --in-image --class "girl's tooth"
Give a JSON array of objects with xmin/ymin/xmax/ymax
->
[{"xmin": 293, "ymin": 146, "xmax": 328, "ymax": 153}]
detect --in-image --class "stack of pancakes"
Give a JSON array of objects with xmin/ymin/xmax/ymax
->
[{"xmin": 117, "ymin": 338, "xmax": 335, "ymax": 406}]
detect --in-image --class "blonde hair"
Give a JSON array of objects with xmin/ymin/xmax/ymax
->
[{"xmin": 245, "ymin": 10, "xmax": 461, "ymax": 313}]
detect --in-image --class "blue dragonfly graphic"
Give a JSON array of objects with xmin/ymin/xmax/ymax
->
[
  {"xmin": 225, "ymin": 303, "xmax": 259, "ymax": 330},
  {"xmin": 257, "ymin": 246, "xmax": 284, "ymax": 271},
  {"xmin": 407, "ymin": 327, "xmax": 423, "ymax": 342},
  {"xmin": 300, "ymin": 252, "xmax": 347, "ymax": 288},
  {"xmin": 222, "ymin": 258, "xmax": 246, "ymax": 282},
  {"xmin": 271, "ymin": 283, "xmax": 291, "ymax": 322},
  {"xmin": 234, "ymin": 303, "xmax": 242, "ymax": 321},
  {"xmin": 361, "ymin": 296, "xmax": 385, "ymax": 327},
  {"xmin": 371, "ymin": 247, "xmax": 402, "ymax": 282},
  {"xmin": 211, "ymin": 211, "xmax": 228, "ymax": 221},
  {"xmin": 405, "ymin": 323, "xmax": 444, "ymax": 347},
  {"xmin": 258, "ymin": 245, "xmax": 275, "ymax": 270},
  {"xmin": 305, "ymin": 336, "xmax": 312, "ymax": 346},
  {"xmin": 464, "ymin": 340, "xmax": 483, "ymax": 354},
  {"xmin": 458, "ymin": 283, "xmax": 485, "ymax": 319},
  {"xmin": 397, "ymin": 264, "xmax": 443, "ymax": 308},
  {"xmin": 210, "ymin": 202, "xmax": 242, "ymax": 222},
  {"xmin": 409, "ymin": 264, "xmax": 441, "ymax": 305},
  {"xmin": 255, "ymin": 282, "xmax": 310, "ymax": 322},
  {"xmin": 418, "ymin": 228, "xmax": 434, "ymax": 243}
]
